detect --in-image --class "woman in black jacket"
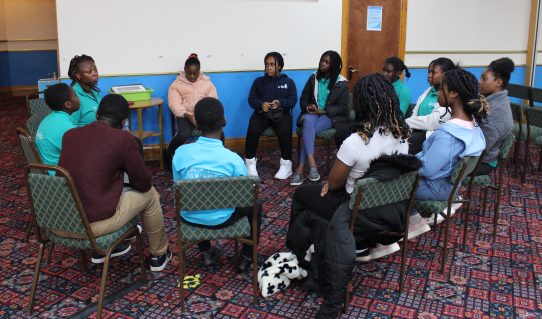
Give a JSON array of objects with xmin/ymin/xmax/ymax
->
[{"xmin": 290, "ymin": 51, "xmax": 350, "ymax": 186}]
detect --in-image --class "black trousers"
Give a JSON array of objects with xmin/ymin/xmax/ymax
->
[
  {"xmin": 290, "ymin": 184, "xmax": 350, "ymax": 225},
  {"xmin": 165, "ymin": 117, "xmax": 224, "ymax": 171},
  {"xmin": 245, "ymin": 111, "xmax": 292, "ymax": 160},
  {"xmin": 182, "ymin": 204, "xmax": 263, "ymax": 256},
  {"xmin": 408, "ymin": 130, "xmax": 426, "ymax": 155}
]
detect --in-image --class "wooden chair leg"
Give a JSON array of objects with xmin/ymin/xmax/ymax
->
[
  {"xmin": 440, "ymin": 208, "xmax": 452, "ymax": 273},
  {"xmin": 462, "ymin": 197, "xmax": 471, "ymax": 251},
  {"xmin": 24, "ymin": 218, "xmax": 35, "ymax": 243},
  {"xmin": 96, "ymin": 248, "xmax": 113, "ymax": 319},
  {"xmin": 27, "ymin": 242, "xmax": 45, "ymax": 313},
  {"xmin": 482, "ymin": 188, "xmax": 489, "ymax": 215},
  {"xmin": 177, "ymin": 238, "xmax": 186, "ymax": 312},
  {"xmin": 79, "ymin": 250, "xmax": 88, "ymax": 273},
  {"xmin": 493, "ymin": 168, "xmax": 505, "ymax": 238},
  {"xmin": 522, "ymin": 142, "xmax": 530, "ymax": 183},
  {"xmin": 343, "ymin": 283, "xmax": 352, "ymax": 314},
  {"xmin": 252, "ymin": 243, "xmax": 258, "ymax": 305},
  {"xmin": 136, "ymin": 232, "xmax": 148, "ymax": 285},
  {"xmin": 234, "ymin": 240, "xmax": 240, "ymax": 266},
  {"xmin": 47, "ymin": 243, "xmax": 55, "ymax": 263},
  {"xmin": 399, "ymin": 236, "xmax": 408, "ymax": 292}
]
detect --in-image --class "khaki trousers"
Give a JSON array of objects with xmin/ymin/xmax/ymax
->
[{"xmin": 90, "ymin": 187, "xmax": 168, "ymax": 256}]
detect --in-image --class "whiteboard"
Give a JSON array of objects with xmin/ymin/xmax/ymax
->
[{"xmin": 56, "ymin": 0, "xmax": 342, "ymax": 77}]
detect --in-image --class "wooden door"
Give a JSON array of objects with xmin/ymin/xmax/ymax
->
[{"xmin": 346, "ymin": 0, "xmax": 405, "ymax": 90}]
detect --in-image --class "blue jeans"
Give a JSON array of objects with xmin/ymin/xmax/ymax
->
[
  {"xmin": 300, "ymin": 114, "xmax": 332, "ymax": 164},
  {"xmin": 415, "ymin": 177, "xmax": 453, "ymax": 201}
]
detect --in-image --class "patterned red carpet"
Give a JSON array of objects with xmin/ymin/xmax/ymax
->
[{"xmin": 1, "ymin": 98, "xmax": 542, "ymax": 318}]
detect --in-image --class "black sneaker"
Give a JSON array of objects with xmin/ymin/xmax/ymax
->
[
  {"xmin": 150, "ymin": 250, "xmax": 172, "ymax": 272},
  {"xmin": 355, "ymin": 248, "xmax": 371, "ymax": 262},
  {"xmin": 91, "ymin": 242, "xmax": 132, "ymax": 264},
  {"xmin": 202, "ymin": 247, "xmax": 221, "ymax": 266}
]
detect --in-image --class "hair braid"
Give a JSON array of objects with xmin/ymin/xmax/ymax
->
[{"xmin": 442, "ymin": 68, "xmax": 488, "ymax": 124}]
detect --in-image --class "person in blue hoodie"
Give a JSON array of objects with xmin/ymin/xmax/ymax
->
[
  {"xmin": 244, "ymin": 52, "xmax": 298, "ymax": 180},
  {"xmin": 415, "ymin": 68, "xmax": 488, "ymax": 201}
]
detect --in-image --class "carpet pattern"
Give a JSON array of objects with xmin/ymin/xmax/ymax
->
[{"xmin": 1, "ymin": 99, "xmax": 542, "ymax": 318}]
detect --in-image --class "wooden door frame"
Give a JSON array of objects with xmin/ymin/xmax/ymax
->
[{"xmin": 340, "ymin": 0, "xmax": 409, "ymax": 78}]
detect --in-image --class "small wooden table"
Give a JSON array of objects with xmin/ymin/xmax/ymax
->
[{"xmin": 129, "ymin": 98, "xmax": 163, "ymax": 169}]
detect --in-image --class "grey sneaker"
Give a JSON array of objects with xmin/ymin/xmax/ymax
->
[
  {"xmin": 308, "ymin": 167, "xmax": 320, "ymax": 182},
  {"xmin": 290, "ymin": 174, "xmax": 305, "ymax": 186}
]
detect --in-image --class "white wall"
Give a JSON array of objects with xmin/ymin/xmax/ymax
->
[
  {"xmin": 56, "ymin": 0, "xmax": 342, "ymax": 77},
  {"xmin": 405, "ymin": 0, "xmax": 531, "ymax": 68}
]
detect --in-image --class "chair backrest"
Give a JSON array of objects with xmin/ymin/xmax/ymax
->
[
  {"xmin": 26, "ymin": 164, "xmax": 95, "ymax": 243},
  {"xmin": 506, "ymin": 83, "xmax": 531, "ymax": 101},
  {"xmin": 348, "ymin": 171, "xmax": 419, "ymax": 231},
  {"xmin": 26, "ymin": 111, "xmax": 50, "ymax": 137},
  {"xmin": 348, "ymin": 171, "xmax": 419, "ymax": 211},
  {"xmin": 26, "ymin": 96, "xmax": 51, "ymax": 118},
  {"xmin": 499, "ymin": 132, "xmax": 516, "ymax": 161},
  {"xmin": 530, "ymin": 86, "xmax": 542, "ymax": 106},
  {"xmin": 524, "ymin": 106, "xmax": 542, "ymax": 129},
  {"xmin": 451, "ymin": 156, "xmax": 480, "ymax": 184},
  {"xmin": 16, "ymin": 127, "xmax": 44, "ymax": 174},
  {"xmin": 510, "ymin": 103, "xmax": 524, "ymax": 122},
  {"xmin": 174, "ymin": 176, "xmax": 259, "ymax": 212}
]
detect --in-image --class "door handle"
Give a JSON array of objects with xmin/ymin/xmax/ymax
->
[{"xmin": 348, "ymin": 66, "xmax": 358, "ymax": 73}]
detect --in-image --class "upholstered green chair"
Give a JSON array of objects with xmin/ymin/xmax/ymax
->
[
  {"xmin": 25, "ymin": 111, "xmax": 50, "ymax": 138},
  {"xmin": 523, "ymin": 106, "xmax": 542, "ymax": 181},
  {"xmin": 343, "ymin": 171, "xmax": 419, "ymax": 313},
  {"xmin": 173, "ymin": 176, "xmax": 260, "ymax": 312},
  {"xmin": 17, "ymin": 127, "xmax": 46, "ymax": 242},
  {"xmin": 414, "ymin": 156, "xmax": 480, "ymax": 273},
  {"xmin": 463, "ymin": 133, "xmax": 515, "ymax": 243},
  {"xmin": 26, "ymin": 95, "xmax": 51, "ymax": 118},
  {"xmin": 26, "ymin": 164, "xmax": 147, "ymax": 319}
]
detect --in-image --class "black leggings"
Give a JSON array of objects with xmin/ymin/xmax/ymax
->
[
  {"xmin": 182, "ymin": 204, "xmax": 263, "ymax": 256},
  {"xmin": 245, "ymin": 111, "xmax": 292, "ymax": 160},
  {"xmin": 408, "ymin": 130, "xmax": 426, "ymax": 155},
  {"xmin": 290, "ymin": 184, "xmax": 349, "ymax": 225}
]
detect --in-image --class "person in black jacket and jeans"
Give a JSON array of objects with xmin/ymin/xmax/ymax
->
[
  {"xmin": 291, "ymin": 51, "xmax": 350, "ymax": 186},
  {"xmin": 245, "ymin": 52, "xmax": 298, "ymax": 179}
]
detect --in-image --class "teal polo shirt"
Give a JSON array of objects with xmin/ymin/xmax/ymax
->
[
  {"xmin": 172, "ymin": 137, "xmax": 248, "ymax": 226},
  {"xmin": 392, "ymin": 79, "xmax": 412, "ymax": 116},
  {"xmin": 317, "ymin": 78, "xmax": 330, "ymax": 110},
  {"xmin": 71, "ymin": 82, "xmax": 101, "ymax": 126},
  {"xmin": 35, "ymin": 111, "xmax": 76, "ymax": 166}
]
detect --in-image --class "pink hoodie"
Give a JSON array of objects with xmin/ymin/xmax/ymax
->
[{"xmin": 167, "ymin": 72, "xmax": 218, "ymax": 118}]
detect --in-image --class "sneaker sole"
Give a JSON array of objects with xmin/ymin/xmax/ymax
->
[
  {"xmin": 308, "ymin": 176, "xmax": 320, "ymax": 182},
  {"xmin": 355, "ymin": 255, "xmax": 372, "ymax": 262},
  {"xmin": 275, "ymin": 172, "xmax": 292, "ymax": 180},
  {"xmin": 290, "ymin": 180, "xmax": 304, "ymax": 186},
  {"xmin": 91, "ymin": 243, "xmax": 132, "ymax": 264},
  {"xmin": 407, "ymin": 224, "xmax": 431, "ymax": 239},
  {"xmin": 370, "ymin": 244, "xmax": 400, "ymax": 260},
  {"xmin": 150, "ymin": 253, "xmax": 172, "ymax": 272}
]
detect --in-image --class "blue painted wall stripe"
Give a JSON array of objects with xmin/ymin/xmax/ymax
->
[{"xmin": 0, "ymin": 50, "xmax": 58, "ymax": 87}]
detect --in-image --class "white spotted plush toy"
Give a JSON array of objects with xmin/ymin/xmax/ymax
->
[{"xmin": 257, "ymin": 252, "xmax": 308, "ymax": 297}]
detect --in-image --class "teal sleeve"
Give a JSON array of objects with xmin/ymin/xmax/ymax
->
[{"xmin": 399, "ymin": 88, "xmax": 412, "ymax": 116}]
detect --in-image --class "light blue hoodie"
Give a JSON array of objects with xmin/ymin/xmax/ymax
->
[{"xmin": 415, "ymin": 120, "xmax": 486, "ymax": 200}]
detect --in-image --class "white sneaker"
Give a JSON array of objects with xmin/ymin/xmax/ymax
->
[
  {"xmin": 245, "ymin": 158, "xmax": 258, "ymax": 177},
  {"xmin": 370, "ymin": 242, "xmax": 400, "ymax": 260},
  {"xmin": 426, "ymin": 200, "xmax": 462, "ymax": 226},
  {"xmin": 408, "ymin": 213, "xmax": 431, "ymax": 239},
  {"xmin": 274, "ymin": 158, "xmax": 292, "ymax": 179},
  {"xmin": 426, "ymin": 213, "xmax": 445, "ymax": 226}
]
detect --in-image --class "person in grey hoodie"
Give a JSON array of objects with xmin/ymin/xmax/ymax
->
[
  {"xmin": 415, "ymin": 68, "xmax": 488, "ymax": 200},
  {"xmin": 476, "ymin": 57, "xmax": 515, "ymax": 175}
]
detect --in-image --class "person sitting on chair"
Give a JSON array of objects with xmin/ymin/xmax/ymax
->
[
  {"xmin": 35, "ymin": 83, "xmax": 80, "ymax": 167},
  {"xmin": 172, "ymin": 97, "xmax": 262, "ymax": 272},
  {"xmin": 244, "ymin": 51, "xmax": 298, "ymax": 179},
  {"xmin": 58, "ymin": 94, "xmax": 172, "ymax": 271}
]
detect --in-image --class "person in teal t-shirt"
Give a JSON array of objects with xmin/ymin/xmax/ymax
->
[
  {"xmin": 172, "ymin": 97, "xmax": 262, "ymax": 272},
  {"xmin": 68, "ymin": 54, "xmax": 102, "ymax": 126},
  {"xmin": 382, "ymin": 56, "xmax": 412, "ymax": 117},
  {"xmin": 35, "ymin": 83, "xmax": 80, "ymax": 166}
]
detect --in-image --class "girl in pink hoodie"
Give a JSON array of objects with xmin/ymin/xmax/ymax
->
[{"xmin": 165, "ymin": 54, "xmax": 218, "ymax": 170}]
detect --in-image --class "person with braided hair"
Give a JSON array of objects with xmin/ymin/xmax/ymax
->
[
  {"xmin": 415, "ymin": 68, "xmax": 487, "ymax": 202},
  {"xmin": 475, "ymin": 57, "xmax": 515, "ymax": 175},
  {"xmin": 382, "ymin": 56, "xmax": 412, "ymax": 116},
  {"xmin": 288, "ymin": 74, "xmax": 411, "ymax": 261},
  {"xmin": 291, "ymin": 50, "xmax": 350, "ymax": 185},
  {"xmin": 68, "ymin": 54, "xmax": 101, "ymax": 126}
]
